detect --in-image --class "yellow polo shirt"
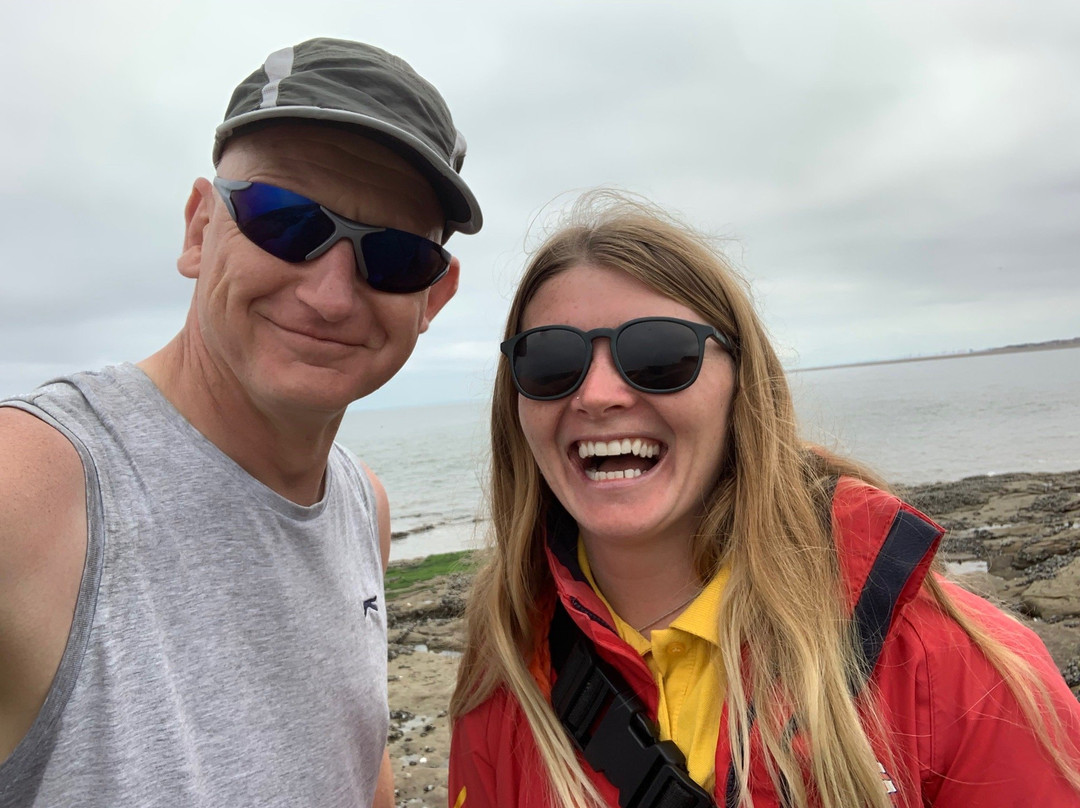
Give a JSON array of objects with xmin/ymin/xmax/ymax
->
[{"xmin": 577, "ymin": 542, "xmax": 728, "ymax": 792}]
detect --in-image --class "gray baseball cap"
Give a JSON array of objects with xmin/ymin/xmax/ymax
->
[{"xmin": 214, "ymin": 38, "xmax": 482, "ymax": 236}]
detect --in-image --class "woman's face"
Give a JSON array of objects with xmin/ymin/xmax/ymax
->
[{"xmin": 516, "ymin": 264, "xmax": 736, "ymax": 552}]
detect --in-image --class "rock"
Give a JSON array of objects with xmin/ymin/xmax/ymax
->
[
  {"xmin": 1021, "ymin": 556, "xmax": 1080, "ymax": 619},
  {"xmin": 1025, "ymin": 491, "xmax": 1080, "ymax": 515},
  {"xmin": 1015, "ymin": 534, "xmax": 1080, "ymax": 569},
  {"xmin": 900, "ymin": 478, "xmax": 993, "ymax": 515},
  {"xmin": 988, "ymin": 554, "xmax": 1024, "ymax": 579},
  {"xmin": 1063, "ymin": 658, "xmax": 1080, "ymax": 689}
]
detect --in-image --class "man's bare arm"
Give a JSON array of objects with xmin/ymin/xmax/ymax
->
[
  {"xmin": 373, "ymin": 747, "xmax": 394, "ymax": 808},
  {"xmin": 0, "ymin": 408, "xmax": 86, "ymax": 761},
  {"xmin": 364, "ymin": 465, "xmax": 394, "ymax": 807},
  {"xmin": 366, "ymin": 468, "xmax": 392, "ymax": 574}
]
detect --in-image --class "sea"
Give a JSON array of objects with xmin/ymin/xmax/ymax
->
[{"xmin": 337, "ymin": 347, "xmax": 1080, "ymax": 561}]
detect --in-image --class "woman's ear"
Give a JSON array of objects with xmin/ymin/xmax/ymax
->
[{"xmin": 177, "ymin": 178, "xmax": 215, "ymax": 279}]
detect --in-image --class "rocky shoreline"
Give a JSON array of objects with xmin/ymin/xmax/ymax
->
[{"xmin": 384, "ymin": 469, "xmax": 1080, "ymax": 807}]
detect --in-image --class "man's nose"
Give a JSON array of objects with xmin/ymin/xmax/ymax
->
[{"xmin": 294, "ymin": 239, "xmax": 362, "ymax": 322}]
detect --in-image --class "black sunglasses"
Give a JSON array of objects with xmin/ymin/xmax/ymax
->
[
  {"xmin": 213, "ymin": 177, "xmax": 451, "ymax": 294},
  {"xmin": 501, "ymin": 316, "xmax": 734, "ymax": 401}
]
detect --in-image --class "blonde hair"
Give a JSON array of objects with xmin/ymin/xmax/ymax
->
[{"xmin": 451, "ymin": 191, "xmax": 1080, "ymax": 807}]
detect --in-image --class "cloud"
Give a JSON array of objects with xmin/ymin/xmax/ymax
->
[{"xmin": 2, "ymin": 0, "xmax": 1078, "ymax": 405}]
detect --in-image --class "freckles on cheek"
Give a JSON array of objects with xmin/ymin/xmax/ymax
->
[
  {"xmin": 517, "ymin": 399, "xmax": 536, "ymax": 450},
  {"xmin": 517, "ymin": 399, "xmax": 549, "ymax": 472}
]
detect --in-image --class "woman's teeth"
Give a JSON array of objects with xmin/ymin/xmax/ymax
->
[
  {"xmin": 586, "ymin": 468, "xmax": 644, "ymax": 481},
  {"xmin": 576, "ymin": 438, "xmax": 661, "ymax": 482},
  {"xmin": 577, "ymin": 438, "xmax": 660, "ymax": 459}
]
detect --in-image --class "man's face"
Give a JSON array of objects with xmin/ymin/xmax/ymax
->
[{"xmin": 179, "ymin": 123, "xmax": 457, "ymax": 416}]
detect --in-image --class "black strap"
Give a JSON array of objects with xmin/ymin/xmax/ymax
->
[
  {"xmin": 725, "ymin": 497, "xmax": 941, "ymax": 804},
  {"xmin": 550, "ymin": 601, "xmax": 715, "ymax": 808},
  {"xmin": 548, "ymin": 486, "xmax": 940, "ymax": 807},
  {"xmin": 848, "ymin": 508, "xmax": 941, "ymax": 685}
]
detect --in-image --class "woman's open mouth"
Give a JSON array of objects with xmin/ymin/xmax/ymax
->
[{"xmin": 573, "ymin": 438, "xmax": 663, "ymax": 481}]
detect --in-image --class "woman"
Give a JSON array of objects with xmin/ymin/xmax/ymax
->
[{"xmin": 448, "ymin": 192, "xmax": 1080, "ymax": 808}]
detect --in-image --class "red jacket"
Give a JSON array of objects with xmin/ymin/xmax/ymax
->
[{"xmin": 449, "ymin": 479, "xmax": 1080, "ymax": 807}]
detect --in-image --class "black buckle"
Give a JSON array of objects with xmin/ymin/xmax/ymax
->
[{"xmin": 552, "ymin": 638, "xmax": 714, "ymax": 808}]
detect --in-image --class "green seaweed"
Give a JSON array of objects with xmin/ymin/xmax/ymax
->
[{"xmin": 384, "ymin": 550, "xmax": 479, "ymax": 592}]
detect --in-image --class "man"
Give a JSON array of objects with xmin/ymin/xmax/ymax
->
[{"xmin": 0, "ymin": 38, "xmax": 481, "ymax": 807}]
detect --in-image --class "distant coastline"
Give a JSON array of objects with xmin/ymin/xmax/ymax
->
[{"xmin": 794, "ymin": 337, "xmax": 1080, "ymax": 373}]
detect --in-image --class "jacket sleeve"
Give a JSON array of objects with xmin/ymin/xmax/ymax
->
[
  {"xmin": 448, "ymin": 697, "xmax": 504, "ymax": 808},
  {"xmin": 905, "ymin": 580, "xmax": 1080, "ymax": 806}
]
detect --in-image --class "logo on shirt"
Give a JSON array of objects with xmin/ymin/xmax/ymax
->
[{"xmin": 363, "ymin": 595, "xmax": 379, "ymax": 616}]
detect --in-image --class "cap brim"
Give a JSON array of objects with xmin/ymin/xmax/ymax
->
[{"xmin": 214, "ymin": 106, "xmax": 482, "ymax": 236}]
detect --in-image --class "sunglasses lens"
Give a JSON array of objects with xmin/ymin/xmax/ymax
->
[
  {"xmin": 231, "ymin": 185, "xmax": 334, "ymax": 263},
  {"xmin": 360, "ymin": 230, "xmax": 450, "ymax": 294},
  {"xmin": 511, "ymin": 329, "xmax": 589, "ymax": 399},
  {"xmin": 223, "ymin": 180, "xmax": 450, "ymax": 295},
  {"xmin": 617, "ymin": 320, "xmax": 702, "ymax": 392}
]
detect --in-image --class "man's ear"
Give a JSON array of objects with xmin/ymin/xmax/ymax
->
[
  {"xmin": 418, "ymin": 256, "xmax": 461, "ymax": 334},
  {"xmin": 176, "ymin": 178, "xmax": 215, "ymax": 279}
]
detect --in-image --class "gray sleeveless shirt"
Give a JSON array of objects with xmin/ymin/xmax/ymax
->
[{"xmin": 0, "ymin": 365, "xmax": 388, "ymax": 807}]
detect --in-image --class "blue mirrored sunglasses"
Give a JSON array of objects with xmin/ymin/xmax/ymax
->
[{"xmin": 213, "ymin": 177, "xmax": 451, "ymax": 294}]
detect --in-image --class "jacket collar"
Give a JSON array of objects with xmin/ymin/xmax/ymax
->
[{"xmin": 541, "ymin": 502, "xmax": 660, "ymax": 707}]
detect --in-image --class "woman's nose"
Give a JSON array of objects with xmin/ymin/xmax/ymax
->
[{"xmin": 573, "ymin": 339, "xmax": 636, "ymax": 412}]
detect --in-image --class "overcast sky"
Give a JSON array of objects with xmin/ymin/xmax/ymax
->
[{"xmin": 3, "ymin": 0, "xmax": 1078, "ymax": 409}]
